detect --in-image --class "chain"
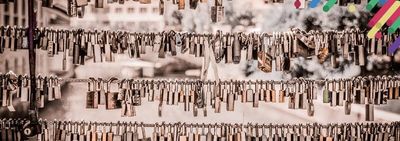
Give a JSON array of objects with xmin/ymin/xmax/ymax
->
[
  {"xmin": 24, "ymin": 119, "xmax": 399, "ymax": 129},
  {"xmin": 1, "ymin": 72, "xmax": 398, "ymax": 85}
]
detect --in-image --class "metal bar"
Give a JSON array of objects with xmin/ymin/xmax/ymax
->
[
  {"xmin": 58, "ymin": 78, "xmax": 323, "ymax": 84},
  {"xmin": 31, "ymin": 120, "xmax": 399, "ymax": 128},
  {"xmin": 0, "ymin": 26, "xmax": 366, "ymax": 38},
  {"xmin": 4, "ymin": 73, "xmax": 398, "ymax": 85},
  {"xmin": 40, "ymin": 75, "xmax": 400, "ymax": 84},
  {"xmin": 28, "ymin": 0, "xmax": 37, "ymax": 113}
]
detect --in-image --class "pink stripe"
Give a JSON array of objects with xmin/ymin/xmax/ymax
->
[
  {"xmin": 387, "ymin": 8, "xmax": 400, "ymax": 26},
  {"xmin": 368, "ymin": 0, "xmax": 396, "ymax": 27}
]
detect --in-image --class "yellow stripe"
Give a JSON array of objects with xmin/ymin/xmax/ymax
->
[{"xmin": 368, "ymin": 1, "xmax": 400, "ymax": 38}]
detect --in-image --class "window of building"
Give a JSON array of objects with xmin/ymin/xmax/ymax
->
[
  {"xmin": 22, "ymin": 0, "xmax": 25, "ymax": 14},
  {"xmin": 5, "ymin": 4, "xmax": 9, "ymax": 12},
  {"xmin": 140, "ymin": 8, "xmax": 147, "ymax": 13},
  {"xmin": 152, "ymin": 7, "xmax": 158, "ymax": 14},
  {"xmin": 4, "ymin": 15, "xmax": 10, "ymax": 25},
  {"xmin": 115, "ymin": 8, "xmax": 123, "ymax": 13},
  {"xmin": 128, "ymin": 8, "xmax": 135, "ymax": 13},
  {"xmin": 14, "ymin": 17, "xmax": 18, "ymax": 25},
  {"xmin": 95, "ymin": 7, "xmax": 110, "ymax": 14},
  {"xmin": 14, "ymin": 0, "xmax": 18, "ymax": 14}
]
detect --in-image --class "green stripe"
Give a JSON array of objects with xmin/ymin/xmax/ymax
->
[
  {"xmin": 367, "ymin": 0, "xmax": 380, "ymax": 11},
  {"xmin": 323, "ymin": 0, "xmax": 337, "ymax": 12},
  {"xmin": 389, "ymin": 17, "xmax": 400, "ymax": 34}
]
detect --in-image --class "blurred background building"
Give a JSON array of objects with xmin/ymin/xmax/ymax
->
[{"xmin": 70, "ymin": 0, "xmax": 164, "ymax": 32}]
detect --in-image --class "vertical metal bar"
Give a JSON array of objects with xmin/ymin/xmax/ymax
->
[{"xmin": 28, "ymin": 0, "xmax": 37, "ymax": 114}]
